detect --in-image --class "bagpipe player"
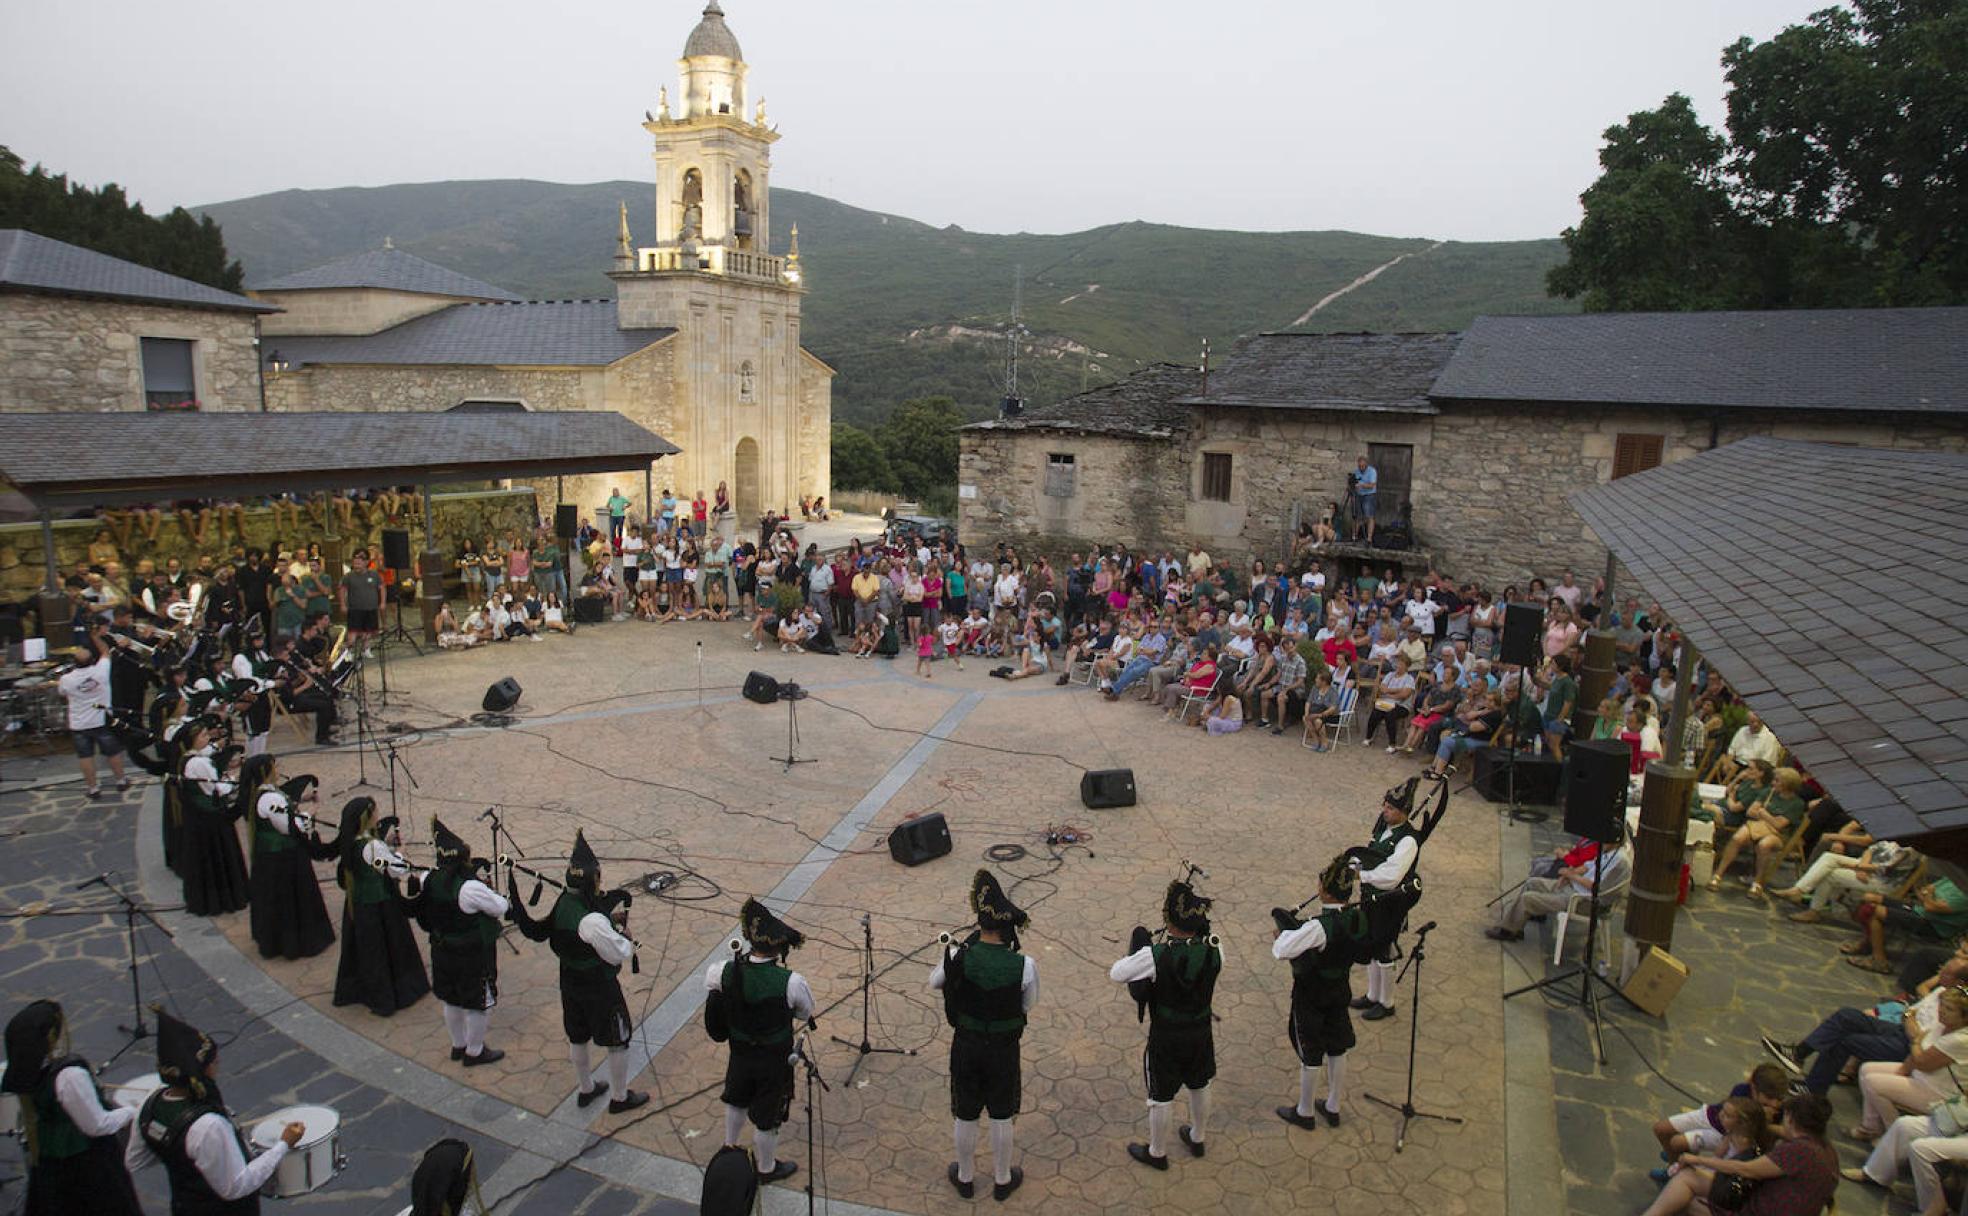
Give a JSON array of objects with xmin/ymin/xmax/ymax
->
[
  {"xmin": 1271, "ymin": 854, "xmax": 1372, "ymax": 1129},
  {"xmin": 701, "ymin": 898, "xmax": 814, "ymax": 1185},
  {"xmin": 411, "ymin": 817, "xmax": 512, "ymax": 1068},
  {"xmin": 1108, "ymin": 879, "xmax": 1222, "ymax": 1169},
  {"xmin": 931, "ymin": 869, "xmax": 1038, "ymax": 1201},
  {"xmin": 1348, "ymin": 776, "xmax": 1428, "ymax": 1021}
]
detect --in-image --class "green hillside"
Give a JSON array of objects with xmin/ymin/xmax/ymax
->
[{"xmin": 196, "ymin": 181, "xmax": 1573, "ymax": 426}]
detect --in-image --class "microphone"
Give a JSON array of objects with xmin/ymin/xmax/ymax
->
[
  {"xmin": 478, "ymin": 807, "xmax": 497, "ymax": 822},
  {"xmin": 73, "ymin": 873, "xmax": 112, "ymax": 892},
  {"xmin": 1188, "ymin": 863, "xmax": 1210, "ymax": 880}
]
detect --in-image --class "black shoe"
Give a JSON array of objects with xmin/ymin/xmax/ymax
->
[
  {"xmin": 1484, "ymin": 927, "xmax": 1524, "ymax": 942},
  {"xmin": 575, "ymin": 1085, "xmax": 605, "ymax": 1108},
  {"xmin": 1760, "ymin": 1034, "xmax": 1805, "ymax": 1076},
  {"xmin": 450, "ymin": 1047, "xmax": 465, "ymax": 1061},
  {"xmin": 1127, "ymin": 1142, "xmax": 1168, "ymax": 1170},
  {"xmin": 947, "ymin": 1162, "xmax": 974, "ymax": 1199},
  {"xmin": 1362, "ymin": 1002, "xmax": 1397, "ymax": 1021},
  {"xmin": 1349, "ymin": 996, "xmax": 1374, "ymax": 1011},
  {"xmin": 993, "ymin": 1167, "xmax": 1023, "ymax": 1202},
  {"xmin": 462, "ymin": 1047, "xmax": 505, "ymax": 1067},
  {"xmin": 607, "ymin": 1090, "xmax": 649, "ymax": 1114},
  {"xmin": 1275, "ymin": 1105, "xmax": 1321, "ymax": 1130},
  {"xmin": 758, "ymin": 1160, "xmax": 797, "ymax": 1183},
  {"xmin": 1178, "ymin": 1125, "xmax": 1205, "ymax": 1157},
  {"xmin": 1320, "ymin": 1105, "xmax": 1340, "ymax": 1128}
]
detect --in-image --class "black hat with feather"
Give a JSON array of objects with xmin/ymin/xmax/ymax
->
[
  {"xmin": 970, "ymin": 868, "xmax": 1028, "ymax": 931},
  {"xmin": 740, "ymin": 897, "xmax": 804, "ymax": 954},
  {"xmin": 431, "ymin": 816, "xmax": 472, "ymax": 867},
  {"xmin": 1319, "ymin": 853, "xmax": 1357, "ymax": 904},
  {"xmin": 1163, "ymin": 880, "xmax": 1212, "ymax": 935},
  {"xmin": 1383, "ymin": 775, "xmax": 1420, "ymax": 819},
  {"xmin": 154, "ymin": 1006, "xmax": 218, "ymax": 1094},
  {"xmin": 409, "ymin": 1138, "xmax": 482, "ymax": 1216},
  {"xmin": 565, "ymin": 829, "xmax": 600, "ymax": 893}
]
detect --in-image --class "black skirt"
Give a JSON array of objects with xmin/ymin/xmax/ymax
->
[
  {"xmin": 161, "ymin": 780, "xmax": 184, "ymax": 875},
  {"xmin": 25, "ymin": 1131, "xmax": 143, "ymax": 1216},
  {"xmin": 333, "ymin": 896, "xmax": 430, "ymax": 1016},
  {"xmin": 249, "ymin": 844, "xmax": 336, "ymax": 960},
  {"xmin": 179, "ymin": 806, "xmax": 249, "ymax": 917}
]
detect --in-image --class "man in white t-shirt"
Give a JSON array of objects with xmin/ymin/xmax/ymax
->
[
  {"xmin": 58, "ymin": 635, "xmax": 130, "ymax": 799},
  {"xmin": 618, "ymin": 527, "xmax": 646, "ymax": 621}
]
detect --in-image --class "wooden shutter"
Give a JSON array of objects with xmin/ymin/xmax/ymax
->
[
  {"xmin": 1612, "ymin": 433, "xmax": 1664, "ymax": 480},
  {"xmin": 1202, "ymin": 452, "xmax": 1233, "ymax": 501}
]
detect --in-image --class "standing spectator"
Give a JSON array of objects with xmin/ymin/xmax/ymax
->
[
  {"xmin": 659, "ymin": 488, "xmax": 677, "ymax": 539},
  {"xmin": 339, "ymin": 550, "xmax": 384, "ymax": 658},
  {"xmin": 58, "ymin": 631, "xmax": 130, "ymax": 800},
  {"xmin": 807, "ymin": 551, "xmax": 835, "ymax": 619},
  {"xmin": 1351, "ymin": 455, "xmax": 1377, "ymax": 543},
  {"xmin": 301, "ymin": 556, "xmax": 334, "ymax": 623},
  {"xmin": 272, "ymin": 573, "xmax": 307, "ymax": 640},
  {"xmin": 690, "ymin": 489, "xmax": 709, "ymax": 539},
  {"xmin": 1540, "ymin": 654, "xmax": 1578, "ymax": 758},
  {"xmin": 537, "ymin": 532, "xmax": 565, "ymax": 602},
  {"xmin": 507, "ymin": 536, "xmax": 531, "ymax": 590},
  {"xmin": 606, "ymin": 487, "xmax": 630, "ymax": 540}
]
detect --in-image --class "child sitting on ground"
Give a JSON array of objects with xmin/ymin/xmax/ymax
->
[
  {"xmin": 1648, "ymin": 1063, "xmax": 1787, "ymax": 1182},
  {"xmin": 851, "ymin": 615, "xmax": 879, "ymax": 658},
  {"xmin": 960, "ymin": 606, "xmax": 989, "ymax": 656}
]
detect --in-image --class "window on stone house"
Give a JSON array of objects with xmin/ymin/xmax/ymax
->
[
  {"xmin": 1201, "ymin": 452, "xmax": 1233, "ymax": 502},
  {"xmin": 140, "ymin": 337, "xmax": 196, "ymax": 410},
  {"xmin": 1612, "ymin": 433, "xmax": 1665, "ymax": 479},
  {"xmin": 1044, "ymin": 453, "xmax": 1076, "ymax": 498}
]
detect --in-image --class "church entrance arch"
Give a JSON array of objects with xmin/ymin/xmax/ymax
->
[{"xmin": 734, "ymin": 437, "xmax": 761, "ymax": 523}]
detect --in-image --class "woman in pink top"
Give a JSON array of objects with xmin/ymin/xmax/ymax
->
[
  {"xmin": 507, "ymin": 537, "xmax": 530, "ymax": 585},
  {"xmin": 1542, "ymin": 597, "xmax": 1580, "ymax": 658},
  {"xmin": 922, "ymin": 561, "xmax": 945, "ymax": 638}
]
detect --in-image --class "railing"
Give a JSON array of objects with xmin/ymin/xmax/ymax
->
[{"xmin": 634, "ymin": 246, "xmax": 786, "ymax": 282}]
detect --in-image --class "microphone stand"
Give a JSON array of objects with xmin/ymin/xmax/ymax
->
[
  {"xmin": 85, "ymin": 873, "xmax": 176, "ymax": 1069},
  {"xmin": 829, "ymin": 913, "xmax": 912, "ymax": 1085},
  {"xmin": 791, "ymin": 1030, "xmax": 829, "ymax": 1216},
  {"xmin": 1361, "ymin": 921, "xmax": 1462, "ymax": 1150}
]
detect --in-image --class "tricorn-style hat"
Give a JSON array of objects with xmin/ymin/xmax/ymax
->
[
  {"xmin": 1383, "ymin": 776, "xmax": 1420, "ymax": 818},
  {"xmin": 1163, "ymin": 881, "xmax": 1212, "ymax": 935},
  {"xmin": 409, "ymin": 1138, "xmax": 479, "ymax": 1216},
  {"xmin": 155, "ymin": 1006, "xmax": 217, "ymax": 1088},
  {"xmin": 1319, "ymin": 853, "xmax": 1357, "ymax": 904},
  {"xmin": 740, "ymin": 898, "xmax": 804, "ymax": 953},
  {"xmin": 431, "ymin": 816, "xmax": 471, "ymax": 866},
  {"xmin": 970, "ymin": 869, "xmax": 1028, "ymax": 931},
  {"xmin": 565, "ymin": 830, "xmax": 600, "ymax": 892}
]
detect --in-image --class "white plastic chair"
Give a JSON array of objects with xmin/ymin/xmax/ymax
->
[
  {"xmin": 1329, "ymin": 684, "xmax": 1361, "ymax": 746},
  {"xmin": 1552, "ymin": 869, "xmax": 1631, "ymax": 965}
]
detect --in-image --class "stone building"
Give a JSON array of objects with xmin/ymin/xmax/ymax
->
[
  {"xmin": 259, "ymin": 1, "xmax": 831, "ymax": 520},
  {"xmin": 0, "ymin": 228, "xmax": 275, "ymax": 413},
  {"xmin": 959, "ymin": 308, "xmax": 1968, "ymax": 586}
]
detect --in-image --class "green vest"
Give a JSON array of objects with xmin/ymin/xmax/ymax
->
[
  {"xmin": 723, "ymin": 958, "xmax": 795, "ymax": 1048},
  {"xmin": 423, "ymin": 867, "xmax": 501, "ymax": 948},
  {"xmin": 951, "ymin": 941, "xmax": 1026, "ymax": 1036},
  {"xmin": 1361, "ymin": 821, "xmax": 1418, "ymax": 876},
  {"xmin": 345, "ymin": 837, "xmax": 388, "ymax": 905},
  {"xmin": 1289, "ymin": 910, "xmax": 1357, "ymax": 981},
  {"xmin": 252, "ymin": 787, "xmax": 296, "ymax": 855},
  {"xmin": 550, "ymin": 892, "xmax": 612, "ymax": 974},
  {"xmin": 1150, "ymin": 938, "xmax": 1220, "ymax": 1026},
  {"xmin": 24, "ymin": 1060, "xmax": 97, "ymax": 1163}
]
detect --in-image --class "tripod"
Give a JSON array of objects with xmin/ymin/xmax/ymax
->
[
  {"xmin": 1496, "ymin": 682, "xmax": 1548, "ymax": 825},
  {"xmin": 82, "ymin": 873, "xmax": 175, "ymax": 1070},
  {"xmin": 339, "ymin": 654, "xmax": 388, "ymax": 793},
  {"xmin": 688, "ymin": 640, "xmax": 716, "ymax": 724},
  {"xmin": 1503, "ymin": 843, "xmax": 1631, "ymax": 1064},
  {"xmin": 379, "ymin": 582, "xmax": 423, "ymax": 656},
  {"xmin": 769, "ymin": 687, "xmax": 813, "ymax": 771},
  {"xmin": 1362, "ymin": 921, "xmax": 1462, "ymax": 1150},
  {"xmin": 829, "ymin": 913, "xmax": 912, "ymax": 1085},
  {"xmin": 792, "ymin": 1030, "xmax": 830, "ymax": 1216}
]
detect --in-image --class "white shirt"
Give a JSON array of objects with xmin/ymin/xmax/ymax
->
[
  {"xmin": 1359, "ymin": 831, "xmax": 1419, "ymax": 892},
  {"xmin": 703, "ymin": 956, "xmax": 818, "ymax": 1022},
  {"xmin": 364, "ymin": 837, "xmax": 413, "ymax": 881},
  {"xmin": 255, "ymin": 788, "xmax": 304, "ymax": 836},
  {"xmin": 993, "ymin": 574, "xmax": 1021, "ymax": 607},
  {"xmin": 126, "ymin": 1099, "xmax": 289, "ymax": 1201},
  {"xmin": 183, "ymin": 750, "xmax": 236, "ymax": 800},
  {"xmin": 619, "ymin": 536, "xmax": 644, "ymax": 568},
  {"xmin": 577, "ymin": 910, "xmax": 635, "ymax": 967},
  {"xmin": 59, "ymin": 656, "xmax": 113, "ymax": 730},
  {"xmin": 930, "ymin": 946, "xmax": 1039, "ymax": 1012},
  {"xmin": 1729, "ymin": 725, "xmax": 1784, "ymax": 767},
  {"xmin": 1271, "ymin": 904, "xmax": 1342, "ymax": 960},
  {"xmin": 809, "ymin": 564, "xmax": 835, "ymax": 594},
  {"xmin": 938, "ymin": 620, "xmax": 961, "ymax": 647},
  {"xmin": 53, "ymin": 1063, "xmax": 134, "ymax": 1138},
  {"xmin": 456, "ymin": 877, "xmax": 510, "ymax": 919},
  {"xmin": 1108, "ymin": 936, "xmax": 1218, "ymax": 983},
  {"xmin": 1224, "ymin": 634, "xmax": 1256, "ymax": 660},
  {"xmin": 1404, "ymin": 599, "xmax": 1440, "ymax": 633},
  {"xmin": 1108, "ymin": 635, "xmax": 1137, "ymax": 665},
  {"xmin": 969, "ymin": 560, "xmax": 995, "ymax": 588},
  {"xmin": 229, "ymin": 651, "xmax": 274, "ymax": 693}
]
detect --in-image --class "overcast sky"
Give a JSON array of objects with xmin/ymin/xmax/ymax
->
[{"xmin": 3, "ymin": 0, "xmax": 1820, "ymax": 242}]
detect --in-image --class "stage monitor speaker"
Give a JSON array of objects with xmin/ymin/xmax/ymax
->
[
  {"xmin": 743, "ymin": 671, "xmax": 782, "ymax": 705},
  {"xmin": 1080, "ymin": 768, "xmax": 1137, "ymax": 809},
  {"xmin": 554, "ymin": 504, "xmax": 580, "ymax": 539},
  {"xmin": 482, "ymin": 677, "xmax": 522, "ymax": 713},
  {"xmin": 1498, "ymin": 602, "xmax": 1545, "ymax": 667},
  {"xmin": 380, "ymin": 528, "xmax": 412, "ymax": 572},
  {"xmin": 1562, "ymin": 739, "xmax": 1630, "ymax": 843},
  {"xmin": 888, "ymin": 812, "xmax": 953, "ymax": 866},
  {"xmin": 572, "ymin": 597, "xmax": 605, "ymax": 624}
]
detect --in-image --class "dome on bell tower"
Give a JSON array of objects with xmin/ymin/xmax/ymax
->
[{"xmin": 683, "ymin": 2, "xmax": 742, "ymax": 60}]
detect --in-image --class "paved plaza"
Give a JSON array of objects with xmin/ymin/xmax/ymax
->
[{"xmin": 0, "ymin": 617, "xmax": 1915, "ymax": 1214}]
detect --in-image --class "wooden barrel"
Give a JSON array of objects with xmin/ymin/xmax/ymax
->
[{"xmin": 1624, "ymin": 761, "xmax": 1696, "ymax": 951}]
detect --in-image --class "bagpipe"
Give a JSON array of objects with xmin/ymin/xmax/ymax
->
[
  {"xmin": 498, "ymin": 854, "xmax": 641, "ymax": 974},
  {"xmin": 703, "ymin": 936, "xmax": 811, "ymax": 1044},
  {"xmin": 1125, "ymin": 861, "xmax": 1222, "ymax": 1023},
  {"xmin": 1293, "ymin": 774, "xmax": 1452, "ymax": 961},
  {"xmin": 936, "ymin": 929, "xmax": 982, "ymax": 1031}
]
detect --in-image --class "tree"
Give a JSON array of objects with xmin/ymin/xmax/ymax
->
[
  {"xmin": 1549, "ymin": 0, "xmax": 1968, "ymax": 310},
  {"xmin": 830, "ymin": 422, "xmax": 893, "ymax": 491},
  {"xmin": 875, "ymin": 395, "xmax": 964, "ymax": 500}
]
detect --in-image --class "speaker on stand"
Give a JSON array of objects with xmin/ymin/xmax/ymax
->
[
  {"xmin": 1496, "ymin": 601, "xmax": 1546, "ymax": 823},
  {"xmin": 1562, "ymin": 739, "xmax": 1630, "ymax": 844}
]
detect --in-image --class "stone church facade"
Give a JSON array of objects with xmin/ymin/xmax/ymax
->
[{"xmin": 260, "ymin": 1, "xmax": 830, "ymax": 522}]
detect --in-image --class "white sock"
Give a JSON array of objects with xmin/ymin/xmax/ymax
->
[
  {"xmin": 1188, "ymin": 1084, "xmax": 1210, "ymax": 1141},
  {"xmin": 1146, "ymin": 1102, "xmax": 1171, "ymax": 1158},
  {"xmin": 570, "ymin": 1043, "xmax": 593, "ymax": 1093},
  {"xmin": 1297, "ymin": 1064, "xmax": 1318, "ymax": 1117},
  {"xmin": 440, "ymin": 1004, "xmax": 467, "ymax": 1051},
  {"xmin": 989, "ymin": 1118, "xmax": 1015, "ymax": 1185},
  {"xmin": 605, "ymin": 1048, "xmax": 630, "ymax": 1101},
  {"xmin": 1368, "ymin": 961, "xmax": 1391, "ymax": 1005},
  {"xmin": 1323, "ymin": 1054, "xmax": 1347, "ymax": 1111},
  {"xmin": 754, "ymin": 1127, "xmax": 778, "ymax": 1172},
  {"xmin": 724, "ymin": 1104, "xmax": 748, "ymax": 1147},
  {"xmin": 463, "ymin": 1010, "xmax": 488, "ymax": 1056},
  {"xmin": 953, "ymin": 1119, "xmax": 979, "ymax": 1183}
]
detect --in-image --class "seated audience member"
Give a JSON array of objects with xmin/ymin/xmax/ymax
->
[
  {"xmin": 1638, "ymin": 1094, "xmax": 1838, "ymax": 1216},
  {"xmin": 1709, "ymin": 766, "xmax": 1809, "ymax": 899},
  {"xmin": 1299, "ymin": 668, "xmax": 1341, "ymax": 750},
  {"xmin": 1849, "ymin": 988, "xmax": 1968, "ymax": 1142},
  {"xmin": 1425, "ymin": 689, "xmax": 1502, "ymax": 777},
  {"xmin": 1716, "ymin": 710, "xmax": 1784, "ymax": 781},
  {"xmin": 1648, "ymin": 1063, "xmax": 1787, "ymax": 1170},
  {"xmin": 1485, "ymin": 828, "xmax": 1631, "ymax": 942},
  {"xmin": 1699, "ymin": 758, "xmax": 1773, "ymax": 827},
  {"xmin": 1843, "ymin": 878, "xmax": 1968, "ymax": 974},
  {"xmin": 1397, "ymin": 676, "xmax": 1460, "ymax": 756},
  {"xmin": 1764, "ymin": 967, "xmax": 1968, "ymax": 1094},
  {"xmin": 540, "ymin": 594, "xmax": 573, "ymax": 634},
  {"xmin": 434, "ymin": 602, "xmax": 482, "ymax": 650},
  {"xmin": 998, "ymin": 624, "xmax": 1051, "ymax": 681},
  {"xmin": 1201, "ymin": 688, "xmax": 1243, "ymax": 735},
  {"xmin": 1158, "ymin": 646, "xmax": 1221, "ymax": 718},
  {"xmin": 1362, "ymin": 655, "xmax": 1418, "ymax": 749},
  {"xmin": 1233, "ymin": 637, "xmax": 1277, "ymax": 714},
  {"xmin": 1775, "ymin": 838, "xmax": 1915, "ymax": 924},
  {"xmin": 1256, "ymin": 642, "xmax": 1307, "ymax": 733},
  {"xmin": 1847, "ymin": 1109, "xmax": 1968, "ymax": 1212}
]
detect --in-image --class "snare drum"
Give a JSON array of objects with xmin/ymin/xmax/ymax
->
[
  {"xmin": 109, "ymin": 1071, "xmax": 165, "ymax": 1112},
  {"xmin": 250, "ymin": 1104, "xmax": 344, "ymax": 1197}
]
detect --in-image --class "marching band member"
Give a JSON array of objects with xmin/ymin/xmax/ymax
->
[
  {"xmin": 1108, "ymin": 880, "xmax": 1221, "ymax": 1170},
  {"xmin": 703, "ymin": 898, "xmax": 813, "ymax": 1185},
  {"xmin": 331, "ymin": 797, "xmax": 431, "ymax": 1017},
  {"xmin": 1271, "ymin": 855, "xmax": 1368, "ymax": 1130},
  {"xmin": 178, "ymin": 716, "xmax": 249, "ymax": 916},
  {"xmin": 510, "ymin": 831, "xmax": 648, "ymax": 1113},
  {"xmin": 414, "ymin": 818, "xmax": 511, "ymax": 1068},
  {"xmin": 1351, "ymin": 777, "xmax": 1423, "ymax": 1022},
  {"xmin": 126, "ymin": 1007, "xmax": 303, "ymax": 1216},
  {"xmin": 228, "ymin": 623, "xmax": 278, "ymax": 758},
  {"xmin": 401, "ymin": 1138, "xmax": 485, "ymax": 1216},
  {"xmin": 266, "ymin": 635, "xmax": 339, "ymax": 746},
  {"xmin": 2, "ymin": 1000, "xmax": 144, "ymax": 1215},
  {"xmin": 932, "ymin": 869, "xmax": 1037, "ymax": 1201},
  {"xmin": 241, "ymin": 755, "xmax": 337, "ymax": 961}
]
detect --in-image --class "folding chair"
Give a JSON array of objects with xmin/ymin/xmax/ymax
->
[
  {"xmin": 1329, "ymin": 684, "xmax": 1361, "ymax": 746},
  {"xmin": 1553, "ymin": 867, "xmax": 1630, "ymax": 965},
  {"xmin": 269, "ymin": 694, "xmax": 310, "ymax": 744}
]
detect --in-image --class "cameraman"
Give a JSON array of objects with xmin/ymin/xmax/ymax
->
[{"xmin": 1351, "ymin": 456, "xmax": 1378, "ymax": 544}]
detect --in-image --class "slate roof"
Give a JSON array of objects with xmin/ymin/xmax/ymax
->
[
  {"xmin": 1571, "ymin": 438, "xmax": 1968, "ymax": 847},
  {"xmin": 0, "ymin": 411, "xmax": 678, "ymax": 510},
  {"xmin": 1178, "ymin": 332, "xmax": 1457, "ymax": 413},
  {"xmin": 253, "ymin": 246, "xmax": 522, "ymax": 301},
  {"xmin": 1434, "ymin": 309, "xmax": 1968, "ymax": 413},
  {"xmin": 683, "ymin": 1, "xmax": 742, "ymax": 59},
  {"xmin": 964, "ymin": 363, "xmax": 1201, "ymax": 438},
  {"xmin": 269, "ymin": 300, "xmax": 674, "ymax": 368},
  {"xmin": 0, "ymin": 229, "xmax": 276, "ymax": 314}
]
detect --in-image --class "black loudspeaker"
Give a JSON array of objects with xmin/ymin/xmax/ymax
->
[
  {"xmin": 380, "ymin": 528, "xmax": 412, "ymax": 572},
  {"xmin": 482, "ymin": 677, "xmax": 522, "ymax": 713},
  {"xmin": 1498, "ymin": 602, "xmax": 1544, "ymax": 667},
  {"xmin": 743, "ymin": 671, "xmax": 781, "ymax": 705},
  {"xmin": 572, "ymin": 597, "xmax": 605, "ymax": 624},
  {"xmin": 555, "ymin": 504, "xmax": 579, "ymax": 539},
  {"xmin": 888, "ymin": 812, "xmax": 953, "ymax": 866},
  {"xmin": 1080, "ymin": 768, "xmax": 1137, "ymax": 809},
  {"xmin": 1562, "ymin": 739, "xmax": 1630, "ymax": 843}
]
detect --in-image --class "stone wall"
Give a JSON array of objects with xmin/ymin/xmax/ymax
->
[
  {"xmin": 266, "ymin": 362, "xmax": 606, "ymax": 413},
  {"xmin": 0, "ymin": 295, "xmax": 261, "ymax": 412},
  {"xmin": 255, "ymin": 288, "xmax": 460, "ymax": 336},
  {"xmin": 0, "ymin": 489, "xmax": 539, "ymax": 603},
  {"xmin": 960, "ymin": 429, "xmax": 1188, "ymax": 555}
]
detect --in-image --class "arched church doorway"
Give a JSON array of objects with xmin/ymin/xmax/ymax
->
[{"xmin": 734, "ymin": 437, "xmax": 761, "ymax": 523}]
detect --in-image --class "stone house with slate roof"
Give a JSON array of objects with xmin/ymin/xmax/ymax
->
[
  {"xmin": 0, "ymin": 228, "xmax": 277, "ymax": 413},
  {"xmin": 960, "ymin": 308, "xmax": 1968, "ymax": 587},
  {"xmin": 255, "ymin": 1, "xmax": 830, "ymax": 521}
]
